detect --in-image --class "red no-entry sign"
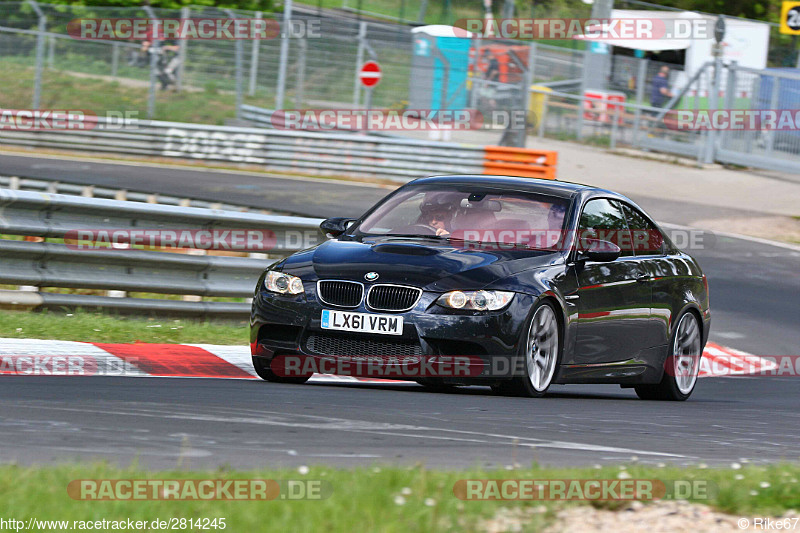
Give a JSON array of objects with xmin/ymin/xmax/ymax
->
[{"xmin": 358, "ymin": 61, "xmax": 382, "ymax": 88}]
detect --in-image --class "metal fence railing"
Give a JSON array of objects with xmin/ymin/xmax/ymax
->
[
  {"xmin": 0, "ymin": 188, "xmax": 325, "ymax": 317},
  {"xmin": 0, "ymin": 117, "xmax": 488, "ymax": 181},
  {"xmin": 531, "ymin": 60, "xmax": 800, "ymax": 175}
]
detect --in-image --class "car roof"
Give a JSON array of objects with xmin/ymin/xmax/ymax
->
[{"xmin": 408, "ymin": 175, "xmax": 602, "ymax": 199}]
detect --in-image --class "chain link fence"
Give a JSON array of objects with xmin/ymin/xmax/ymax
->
[{"xmin": 4, "ymin": 0, "xmax": 800, "ymax": 171}]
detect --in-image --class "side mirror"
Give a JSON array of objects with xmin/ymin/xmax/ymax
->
[
  {"xmin": 578, "ymin": 239, "xmax": 621, "ymax": 263},
  {"xmin": 320, "ymin": 217, "xmax": 356, "ymax": 237}
]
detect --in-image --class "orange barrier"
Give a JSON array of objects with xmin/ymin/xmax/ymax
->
[{"xmin": 482, "ymin": 146, "xmax": 558, "ymax": 180}]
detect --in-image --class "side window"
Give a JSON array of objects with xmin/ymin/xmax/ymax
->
[
  {"xmin": 577, "ymin": 199, "xmax": 633, "ymax": 257},
  {"xmin": 620, "ymin": 203, "xmax": 665, "ymax": 255}
]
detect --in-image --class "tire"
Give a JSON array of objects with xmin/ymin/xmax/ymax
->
[
  {"xmin": 635, "ymin": 311, "xmax": 702, "ymax": 401},
  {"xmin": 492, "ymin": 300, "xmax": 561, "ymax": 398},
  {"xmin": 251, "ymin": 356, "xmax": 311, "ymax": 384}
]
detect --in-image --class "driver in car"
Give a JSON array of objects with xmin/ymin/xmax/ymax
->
[{"xmin": 417, "ymin": 200, "xmax": 454, "ymax": 237}]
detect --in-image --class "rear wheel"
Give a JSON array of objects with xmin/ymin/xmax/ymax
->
[
  {"xmin": 492, "ymin": 301, "xmax": 560, "ymax": 398},
  {"xmin": 252, "ymin": 356, "xmax": 311, "ymax": 384},
  {"xmin": 635, "ymin": 311, "xmax": 702, "ymax": 401}
]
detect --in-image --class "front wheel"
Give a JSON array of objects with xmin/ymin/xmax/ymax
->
[
  {"xmin": 635, "ymin": 311, "xmax": 702, "ymax": 401},
  {"xmin": 492, "ymin": 301, "xmax": 561, "ymax": 398},
  {"xmin": 252, "ymin": 356, "xmax": 311, "ymax": 384}
]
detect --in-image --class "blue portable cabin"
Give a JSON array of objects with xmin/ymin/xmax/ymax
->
[{"xmin": 409, "ymin": 25, "xmax": 473, "ymax": 112}]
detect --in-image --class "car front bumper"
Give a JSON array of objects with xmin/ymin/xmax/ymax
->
[{"xmin": 250, "ymin": 284, "xmax": 537, "ymax": 383}]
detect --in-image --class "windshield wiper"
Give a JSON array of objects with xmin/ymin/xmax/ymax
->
[
  {"xmin": 446, "ymin": 237, "xmax": 555, "ymax": 251},
  {"xmin": 381, "ymin": 234, "xmax": 450, "ymax": 241}
]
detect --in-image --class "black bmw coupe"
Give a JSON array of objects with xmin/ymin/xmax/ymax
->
[{"xmin": 250, "ymin": 175, "xmax": 710, "ymax": 400}]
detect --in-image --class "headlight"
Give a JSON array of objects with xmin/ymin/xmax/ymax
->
[
  {"xmin": 437, "ymin": 290, "xmax": 514, "ymax": 311},
  {"xmin": 264, "ymin": 271, "xmax": 304, "ymax": 295}
]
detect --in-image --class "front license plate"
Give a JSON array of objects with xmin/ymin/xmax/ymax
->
[{"xmin": 321, "ymin": 309, "xmax": 403, "ymax": 336}]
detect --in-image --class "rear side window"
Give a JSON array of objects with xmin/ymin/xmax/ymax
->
[
  {"xmin": 620, "ymin": 203, "xmax": 665, "ymax": 255},
  {"xmin": 577, "ymin": 199, "xmax": 633, "ymax": 257}
]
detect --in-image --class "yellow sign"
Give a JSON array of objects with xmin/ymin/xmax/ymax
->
[{"xmin": 780, "ymin": 1, "xmax": 800, "ymax": 34}]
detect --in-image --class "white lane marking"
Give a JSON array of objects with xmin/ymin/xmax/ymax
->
[
  {"xmin": 24, "ymin": 404, "xmax": 689, "ymax": 459},
  {"xmin": 305, "ymin": 453, "xmax": 382, "ymax": 458},
  {"xmin": 714, "ymin": 332, "xmax": 747, "ymax": 339},
  {"xmin": 45, "ymin": 446, "xmax": 213, "ymax": 458}
]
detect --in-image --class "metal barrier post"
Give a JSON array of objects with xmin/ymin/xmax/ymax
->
[
  {"xmin": 27, "ymin": 0, "xmax": 46, "ymax": 110},
  {"xmin": 47, "ymin": 34, "xmax": 54, "ymax": 68},
  {"xmin": 576, "ymin": 83, "xmax": 585, "ymax": 140},
  {"xmin": 765, "ymin": 72, "xmax": 780, "ymax": 156},
  {"xmin": 696, "ymin": 69, "xmax": 706, "ymax": 166},
  {"xmin": 610, "ymin": 104, "xmax": 620, "ymax": 150},
  {"xmin": 522, "ymin": 42, "xmax": 537, "ymax": 145},
  {"xmin": 111, "ymin": 42, "xmax": 119, "ymax": 77},
  {"xmin": 632, "ymin": 58, "xmax": 647, "ymax": 147},
  {"xmin": 295, "ymin": 37, "xmax": 307, "ymax": 107},
  {"xmin": 143, "ymin": 6, "xmax": 159, "ymax": 119},
  {"xmin": 468, "ymin": 34, "xmax": 482, "ymax": 110},
  {"xmin": 353, "ymin": 21, "xmax": 366, "ymax": 106},
  {"xmin": 721, "ymin": 61, "xmax": 737, "ymax": 154},
  {"xmin": 248, "ymin": 11, "xmax": 262, "ymax": 96},
  {"xmin": 275, "ymin": 0, "xmax": 292, "ymax": 110},
  {"xmin": 538, "ymin": 92, "xmax": 548, "ymax": 138},
  {"xmin": 703, "ymin": 53, "xmax": 723, "ymax": 164},
  {"xmin": 177, "ymin": 6, "xmax": 189, "ymax": 92},
  {"xmin": 225, "ymin": 9, "xmax": 244, "ymax": 120}
]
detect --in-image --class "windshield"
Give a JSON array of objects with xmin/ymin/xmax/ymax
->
[{"xmin": 354, "ymin": 185, "xmax": 570, "ymax": 249}]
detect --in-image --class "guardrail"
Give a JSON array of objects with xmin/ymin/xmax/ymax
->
[
  {"xmin": 483, "ymin": 146, "xmax": 558, "ymax": 179},
  {"xmin": 0, "ymin": 189, "xmax": 325, "ymax": 317},
  {"xmin": 0, "ymin": 175, "xmax": 266, "ymax": 213},
  {"xmin": 0, "ymin": 117, "xmax": 488, "ymax": 182},
  {"xmin": 240, "ymin": 105, "xmax": 403, "ymax": 138}
]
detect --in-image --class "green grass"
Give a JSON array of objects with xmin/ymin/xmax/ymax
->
[
  {"xmin": 0, "ymin": 462, "xmax": 797, "ymax": 531},
  {"xmin": 0, "ymin": 60, "xmax": 275, "ymax": 126},
  {"xmin": 0, "ymin": 309, "xmax": 247, "ymax": 345},
  {"xmin": 679, "ymin": 96, "xmax": 754, "ymax": 111}
]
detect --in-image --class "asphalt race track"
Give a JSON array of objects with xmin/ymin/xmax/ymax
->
[
  {"xmin": 1, "ymin": 376, "xmax": 799, "ymax": 469},
  {"xmin": 1, "ymin": 153, "xmax": 798, "ymax": 468}
]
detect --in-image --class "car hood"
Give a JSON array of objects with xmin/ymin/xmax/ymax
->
[{"xmin": 281, "ymin": 237, "xmax": 562, "ymax": 291}]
